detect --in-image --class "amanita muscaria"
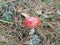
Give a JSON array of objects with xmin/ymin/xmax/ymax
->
[{"xmin": 21, "ymin": 13, "xmax": 40, "ymax": 35}]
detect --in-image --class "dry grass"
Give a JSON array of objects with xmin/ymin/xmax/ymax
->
[{"xmin": 0, "ymin": 0, "xmax": 60, "ymax": 45}]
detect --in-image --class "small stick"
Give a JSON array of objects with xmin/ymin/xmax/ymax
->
[{"xmin": 21, "ymin": 13, "xmax": 30, "ymax": 18}]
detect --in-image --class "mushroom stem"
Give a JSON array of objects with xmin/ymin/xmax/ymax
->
[
  {"xmin": 29, "ymin": 28, "xmax": 35, "ymax": 35},
  {"xmin": 21, "ymin": 13, "xmax": 30, "ymax": 18}
]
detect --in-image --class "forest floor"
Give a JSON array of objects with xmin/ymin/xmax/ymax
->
[{"xmin": 0, "ymin": 0, "xmax": 60, "ymax": 45}]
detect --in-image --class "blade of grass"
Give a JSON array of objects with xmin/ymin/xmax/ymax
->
[
  {"xmin": 0, "ymin": 19, "xmax": 13, "ymax": 24},
  {"xmin": 0, "ymin": 42, "xmax": 7, "ymax": 45}
]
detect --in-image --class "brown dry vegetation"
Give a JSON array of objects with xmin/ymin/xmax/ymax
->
[{"xmin": 0, "ymin": 0, "xmax": 60, "ymax": 45}]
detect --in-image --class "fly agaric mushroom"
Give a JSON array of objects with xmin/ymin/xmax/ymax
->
[{"xmin": 21, "ymin": 13, "xmax": 40, "ymax": 35}]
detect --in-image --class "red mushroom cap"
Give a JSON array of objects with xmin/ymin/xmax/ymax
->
[{"xmin": 24, "ymin": 17, "xmax": 40, "ymax": 28}]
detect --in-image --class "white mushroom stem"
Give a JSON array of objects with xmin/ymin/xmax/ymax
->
[
  {"xmin": 21, "ymin": 13, "xmax": 30, "ymax": 18},
  {"xmin": 29, "ymin": 28, "xmax": 35, "ymax": 35}
]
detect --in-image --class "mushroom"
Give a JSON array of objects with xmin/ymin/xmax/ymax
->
[{"xmin": 21, "ymin": 13, "xmax": 40, "ymax": 35}]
